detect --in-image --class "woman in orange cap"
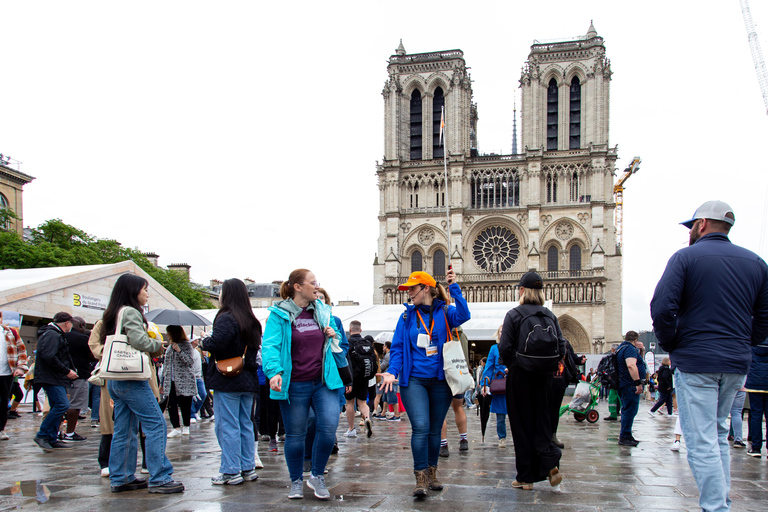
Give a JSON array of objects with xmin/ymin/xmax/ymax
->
[{"xmin": 378, "ymin": 268, "xmax": 470, "ymax": 497}]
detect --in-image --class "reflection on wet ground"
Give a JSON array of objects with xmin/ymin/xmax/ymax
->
[{"xmin": 0, "ymin": 400, "xmax": 767, "ymax": 511}]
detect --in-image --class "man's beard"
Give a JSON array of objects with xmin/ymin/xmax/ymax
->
[{"xmin": 689, "ymin": 223, "xmax": 702, "ymax": 246}]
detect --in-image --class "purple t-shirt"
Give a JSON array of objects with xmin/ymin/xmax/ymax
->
[{"xmin": 290, "ymin": 307, "xmax": 324, "ymax": 382}]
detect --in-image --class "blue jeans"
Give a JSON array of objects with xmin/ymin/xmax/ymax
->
[
  {"xmin": 213, "ymin": 391, "xmax": 255, "ymax": 474},
  {"xmin": 108, "ymin": 380, "xmax": 174, "ymax": 487},
  {"xmin": 279, "ymin": 379, "xmax": 340, "ymax": 481},
  {"xmin": 675, "ymin": 369, "xmax": 745, "ymax": 512},
  {"xmin": 399, "ymin": 377, "xmax": 453, "ymax": 471},
  {"xmin": 89, "ymin": 383, "xmax": 101, "ymax": 421},
  {"xmin": 496, "ymin": 413, "xmax": 507, "ymax": 439},
  {"xmin": 618, "ymin": 386, "xmax": 640, "ymax": 439},
  {"xmin": 729, "ymin": 390, "xmax": 746, "ymax": 443},
  {"xmin": 191, "ymin": 378, "xmax": 207, "ymax": 416},
  {"xmin": 38, "ymin": 385, "xmax": 70, "ymax": 441}
]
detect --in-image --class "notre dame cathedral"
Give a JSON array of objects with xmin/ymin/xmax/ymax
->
[{"xmin": 372, "ymin": 23, "xmax": 622, "ymax": 354}]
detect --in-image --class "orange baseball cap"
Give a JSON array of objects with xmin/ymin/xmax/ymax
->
[{"xmin": 398, "ymin": 271, "xmax": 437, "ymax": 291}]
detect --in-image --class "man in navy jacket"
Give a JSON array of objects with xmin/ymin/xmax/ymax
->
[{"xmin": 651, "ymin": 200, "xmax": 768, "ymax": 512}]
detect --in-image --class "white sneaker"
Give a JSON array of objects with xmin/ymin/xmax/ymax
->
[
  {"xmin": 167, "ymin": 429, "xmax": 182, "ymax": 438},
  {"xmin": 343, "ymin": 429, "xmax": 357, "ymax": 438},
  {"xmin": 140, "ymin": 467, "xmax": 149, "ymax": 474},
  {"xmin": 648, "ymin": 410, "xmax": 656, "ymax": 417},
  {"xmin": 0, "ymin": 431, "xmax": 9, "ymax": 441},
  {"xmin": 181, "ymin": 427, "xmax": 190, "ymax": 435},
  {"xmin": 194, "ymin": 413, "xmax": 202, "ymax": 421},
  {"xmin": 190, "ymin": 418, "xmax": 196, "ymax": 424},
  {"xmin": 499, "ymin": 438, "xmax": 507, "ymax": 448},
  {"xmin": 100, "ymin": 467, "xmax": 110, "ymax": 477},
  {"xmin": 670, "ymin": 440, "xmax": 681, "ymax": 452}
]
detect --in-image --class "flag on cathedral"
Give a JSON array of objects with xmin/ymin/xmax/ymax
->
[{"xmin": 439, "ymin": 106, "xmax": 445, "ymax": 146}]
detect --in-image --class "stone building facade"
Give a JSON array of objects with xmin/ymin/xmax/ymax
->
[
  {"xmin": 0, "ymin": 158, "xmax": 34, "ymax": 235},
  {"xmin": 372, "ymin": 24, "xmax": 622, "ymax": 353}
]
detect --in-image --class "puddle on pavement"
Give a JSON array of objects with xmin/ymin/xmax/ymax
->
[{"xmin": 0, "ymin": 480, "xmax": 65, "ymax": 503}]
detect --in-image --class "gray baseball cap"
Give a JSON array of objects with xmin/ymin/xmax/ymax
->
[{"xmin": 680, "ymin": 200, "xmax": 735, "ymax": 229}]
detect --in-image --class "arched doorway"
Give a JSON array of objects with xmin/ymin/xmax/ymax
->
[{"xmin": 557, "ymin": 314, "xmax": 590, "ymax": 354}]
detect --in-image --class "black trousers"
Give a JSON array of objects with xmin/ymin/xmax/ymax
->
[
  {"xmin": 506, "ymin": 367, "xmax": 562, "ymax": 484},
  {"xmin": 99, "ymin": 434, "xmax": 112, "ymax": 469},
  {"xmin": 550, "ymin": 385, "xmax": 567, "ymax": 436},
  {"xmin": 259, "ymin": 384, "xmax": 283, "ymax": 438},
  {"xmin": 0, "ymin": 375, "xmax": 12, "ymax": 431},
  {"xmin": 167, "ymin": 382, "xmax": 192, "ymax": 429}
]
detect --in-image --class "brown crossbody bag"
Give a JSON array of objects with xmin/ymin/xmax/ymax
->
[{"xmin": 216, "ymin": 346, "xmax": 247, "ymax": 377}]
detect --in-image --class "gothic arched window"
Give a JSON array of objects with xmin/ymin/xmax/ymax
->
[
  {"xmin": 433, "ymin": 249, "xmax": 446, "ymax": 277},
  {"xmin": 569, "ymin": 77, "xmax": 581, "ymax": 149},
  {"xmin": 433, "ymin": 87, "xmax": 445, "ymax": 159},
  {"xmin": 569, "ymin": 171, "xmax": 579, "ymax": 202},
  {"xmin": 411, "ymin": 251, "xmax": 423, "ymax": 272},
  {"xmin": 410, "ymin": 90, "xmax": 423, "ymax": 160},
  {"xmin": 547, "ymin": 246, "xmax": 558, "ymax": 272},
  {"xmin": 547, "ymin": 79, "xmax": 558, "ymax": 151},
  {"xmin": 546, "ymin": 173, "xmax": 557, "ymax": 204},
  {"xmin": 569, "ymin": 245, "xmax": 582, "ymax": 276}
]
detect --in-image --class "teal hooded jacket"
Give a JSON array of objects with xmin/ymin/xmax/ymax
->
[{"xmin": 262, "ymin": 298, "xmax": 344, "ymax": 401}]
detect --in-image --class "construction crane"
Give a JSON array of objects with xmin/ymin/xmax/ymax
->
[
  {"xmin": 740, "ymin": 0, "xmax": 768, "ymax": 115},
  {"xmin": 614, "ymin": 156, "xmax": 641, "ymax": 250}
]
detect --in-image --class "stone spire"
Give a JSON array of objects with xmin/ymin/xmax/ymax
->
[
  {"xmin": 396, "ymin": 39, "xmax": 406, "ymax": 55},
  {"xmin": 587, "ymin": 20, "xmax": 597, "ymax": 39},
  {"xmin": 512, "ymin": 98, "xmax": 518, "ymax": 154}
]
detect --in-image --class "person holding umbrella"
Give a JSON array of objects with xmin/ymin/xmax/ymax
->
[
  {"xmin": 378, "ymin": 268, "xmax": 471, "ymax": 497},
  {"xmin": 162, "ymin": 326, "xmax": 196, "ymax": 438},
  {"xmin": 481, "ymin": 325, "xmax": 508, "ymax": 448}
]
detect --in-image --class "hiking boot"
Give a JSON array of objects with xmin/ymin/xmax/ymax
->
[
  {"xmin": 241, "ymin": 469, "xmax": 259, "ymax": 482},
  {"xmin": 427, "ymin": 466, "xmax": 443, "ymax": 490},
  {"xmin": 512, "ymin": 480, "xmax": 533, "ymax": 490},
  {"xmin": 459, "ymin": 438, "xmax": 469, "ymax": 451},
  {"xmin": 439, "ymin": 444, "xmax": 449, "ymax": 457},
  {"xmin": 148, "ymin": 481, "xmax": 184, "ymax": 494},
  {"xmin": 547, "ymin": 467, "xmax": 562, "ymax": 486},
  {"xmin": 288, "ymin": 479, "xmax": 304, "ymax": 499},
  {"xmin": 618, "ymin": 437, "xmax": 639, "ymax": 447},
  {"xmin": 552, "ymin": 435, "xmax": 564, "ymax": 448},
  {"xmin": 307, "ymin": 474, "xmax": 330, "ymax": 499},
  {"xmin": 211, "ymin": 473, "xmax": 243, "ymax": 485},
  {"xmin": 111, "ymin": 478, "xmax": 148, "ymax": 493},
  {"xmin": 413, "ymin": 469, "xmax": 429, "ymax": 497}
]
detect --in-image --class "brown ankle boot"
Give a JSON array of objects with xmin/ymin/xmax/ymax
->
[
  {"xmin": 413, "ymin": 469, "xmax": 429, "ymax": 496},
  {"xmin": 427, "ymin": 466, "xmax": 443, "ymax": 490}
]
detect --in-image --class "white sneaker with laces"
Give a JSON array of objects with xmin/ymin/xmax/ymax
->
[
  {"xmin": 182, "ymin": 426, "xmax": 190, "ymax": 435},
  {"xmin": 0, "ymin": 431, "xmax": 9, "ymax": 441},
  {"xmin": 670, "ymin": 440, "xmax": 681, "ymax": 452},
  {"xmin": 100, "ymin": 467, "xmax": 110, "ymax": 477},
  {"xmin": 167, "ymin": 429, "xmax": 182, "ymax": 438},
  {"xmin": 648, "ymin": 410, "xmax": 656, "ymax": 417},
  {"xmin": 343, "ymin": 429, "xmax": 357, "ymax": 438},
  {"xmin": 190, "ymin": 418, "xmax": 196, "ymax": 424}
]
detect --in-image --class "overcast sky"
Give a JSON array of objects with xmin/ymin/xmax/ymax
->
[{"xmin": 3, "ymin": 1, "xmax": 768, "ymax": 334}]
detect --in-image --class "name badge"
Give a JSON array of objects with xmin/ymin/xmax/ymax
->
[
  {"xmin": 426, "ymin": 344, "xmax": 438, "ymax": 357},
  {"xmin": 417, "ymin": 333, "xmax": 430, "ymax": 348}
]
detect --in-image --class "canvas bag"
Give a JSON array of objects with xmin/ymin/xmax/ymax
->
[
  {"xmin": 442, "ymin": 312, "xmax": 474, "ymax": 395},
  {"xmin": 100, "ymin": 307, "xmax": 152, "ymax": 381}
]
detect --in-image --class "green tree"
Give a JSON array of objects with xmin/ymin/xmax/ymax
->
[{"xmin": 0, "ymin": 219, "xmax": 213, "ymax": 309}]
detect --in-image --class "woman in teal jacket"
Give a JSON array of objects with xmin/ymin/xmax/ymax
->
[
  {"xmin": 261, "ymin": 268, "xmax": 345, "ymax": 501},
  {"xmin": 379, "ymin": 269, "xmax": 470, "ymax": 497}
]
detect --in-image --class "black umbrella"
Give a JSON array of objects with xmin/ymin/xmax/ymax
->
[
  {"xmin": 478, "ymin": 392, "xmax": 493, "ymax": 443},
  {"xmin": 144, "ymin": 309, "xmax": 212, "ymax": 327}
]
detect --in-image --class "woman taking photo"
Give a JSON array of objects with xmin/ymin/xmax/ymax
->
[
  {"xmin": 262, "ymin": 269, "xmax": 346, "ymax": 501},
  {"xmin": 498, "ymin": 272, "xmax": 566, "ymax": 492},
  {"xmin": 162, "ymin": 326, "xmax": 196, "ymax": 438},
  {"xmin": 378, "ymin": 268, "xmax": 471, "ymax": 497},
  {"xmin": 201, "ymin": 278, "xmax": 262, "ymax": 485},
  {"xmin": 99, "ymin": 274, "xmax": 184, "ymax": 494}
]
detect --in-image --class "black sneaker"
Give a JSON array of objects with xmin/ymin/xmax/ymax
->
[
  {"xmin": 148, "ymin": 481, "xmax": 184, "ymax": 494},
  {"xmin": 33, "ymin": 436, "xmax": 53, "ymax": 452},
  {"xmin": 604, "ymin": 416, "xmax": 618, "ymax": 421},
  {"xmin": 63, "ymin": 432, "xmax": 87, "ymax": 441},
  {"xmin": 618, "ymin": 437, "xmax": 639, "ymax": 447},
  {"xmin": 439, "ymin": 444, "xmax": 449, "ymax": 457},
  {"xmin": 48, "ymin": 440, "xmax": 74, "ymax": 450},
  {"xmin": 734, "ymin": 440, "xmax": 746, "ymax": 448},
  {"xmin": 7, "ymin": 411, "xmax": 20, "ymax": 419},
  {"xmin": 459, "ymin": 439, "xmax": 469, "ymax": 451},
  {"xmin": 331, "ymin": 441, "xmax": 339, "ymax": 455},
  {"xmin": 748, "ymin": 447, "xmax": 762, "ymax": 458},
  {"xmin": 111, "ymin": 478, "xmax": 148, "ymax": 493}
]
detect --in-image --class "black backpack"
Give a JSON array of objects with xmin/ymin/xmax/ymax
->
[
  {"xmin": 597, "ymin": 352, "xmax": 620, "ymax": 390},
  {"xmin": 515, "ymin": 307, "xmax": 562, "ymax": 373},
  {"xmin": 350, "ymin": 336, "xmax": 378, "ymax": 380}
]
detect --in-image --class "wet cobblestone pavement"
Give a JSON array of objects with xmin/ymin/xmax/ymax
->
[{"xmin": 1, "ymin": 400, "xmax": 767, "ymax": 511}]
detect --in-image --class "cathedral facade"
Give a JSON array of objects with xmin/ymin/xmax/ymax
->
[{"xmin": 372, "ymin": 24, "xmax": 622, "ymax": 354}]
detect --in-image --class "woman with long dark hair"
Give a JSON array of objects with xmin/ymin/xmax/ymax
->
[
  {"xmin": 378, "ymin": 268, "xmax": 471, "ymax": 497},
  {"xmin": 99, "ymin": 274, "xmax": 184, "ymax": 494},
  {"xmin": 201, "ymin": 278, "xmax": 262, "ymax": 485},
  {"xmin": 262, "ymin": 269, "xmax": 346, "ymax": 500},
  {"xmin": 162, "ymin": 325, "xmax": 196, "ymax": 438}
]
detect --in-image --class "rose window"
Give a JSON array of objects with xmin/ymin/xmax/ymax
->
[{"xmin": 473, "ymin": 226, "xmax": 519, "ymax": 272}]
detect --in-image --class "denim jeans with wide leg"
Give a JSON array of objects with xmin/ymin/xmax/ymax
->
[
  {"xmin": 108, "ymin": 380, "xmax": 174, "ymax": 488},
  {"xmin": 619, "ymin": 386, "xmax": 640, "ymax": 439},
  {"xmin": 675, "ymin": 369, "xmax": 745, "ymax": 512},
  {"xmin": 279, "ymin": 378, "xmax": 340, "ymax": 482},
  {"xmin": 37, "ymin": 385, "xmax": 70, "ymax": 441},
  {"xmin": 213, "ymin": 391, "xmax": 255, "ymax": 474},
  {"xmin": 399, "ymin": 377, "xmax": 453, "ymax": 471}
]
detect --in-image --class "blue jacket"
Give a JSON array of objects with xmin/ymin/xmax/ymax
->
[
  {"xmin": 261, "ymin": 298, "xmax": 344, "ymax": 400},
  {"xmin": 481, "ymin": 344, "xmax": 507, "ymax": 414},
  {"xmin": 387, "ymin": 283, "xmax": 471, "ymax": 387},
  {"xmin": 651, "ymin": 233, "xmax": 768, "ymax": 374},
  {"xmin": 745, "ymin": 344, "xmax": 768, "ymax": 391}
]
